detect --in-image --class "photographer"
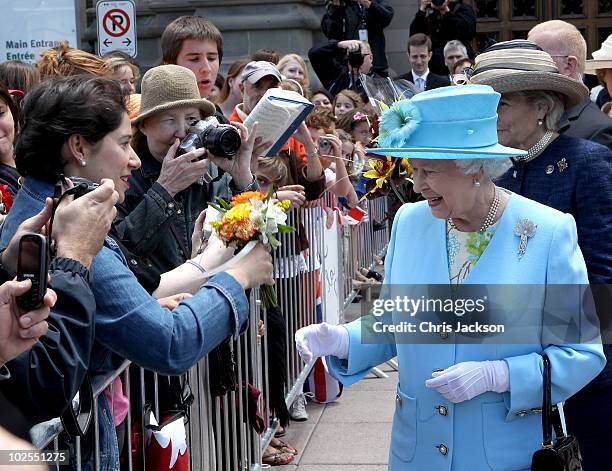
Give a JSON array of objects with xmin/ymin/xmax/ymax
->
[
  {"xmin": 115, "ymin": 64, "xmax": 257, "ymax": 277},
  {"xmin": 1, "ymin": 180, "xmax": 118, "ymax": 435},
  {"xmin": 409, "ymin": 0, "xmax": 476, "ymax": 76},
  {"xmin": 309, "ymin": 39, "xmax": 375, "ymax": 98},
  {"xmin": 322, "ymin": 0, "xmax": 394, "ymax": 77}
]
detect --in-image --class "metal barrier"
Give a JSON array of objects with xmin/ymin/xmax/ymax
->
[{"xmin": 36, "ymin": 196, "xmax": 388, "ymax": 471}]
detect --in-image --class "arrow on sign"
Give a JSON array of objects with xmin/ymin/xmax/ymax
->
[
  {"xmin": 103, "ymin": 39, "xmax": 112, "ymax": 47},
  {"xmin": 122, "ymin": 38, "xmax": 132, "ymax": 46}
]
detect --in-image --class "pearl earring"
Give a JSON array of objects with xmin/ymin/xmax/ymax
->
[
  {"xmin": 537, "ymin": 119, "xmax": 543, "ymax": 126},
  {"xmin": 80, "ymin": 159, "xmax": 87, "ymax": 167},
  {"xmin": 473, "ymin": 180, "xmax": 481, "ymax": 188}
]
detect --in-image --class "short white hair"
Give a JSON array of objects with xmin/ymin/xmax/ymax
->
[
  {"xmin": 455, "ymin": 158, "xmax": 513, "ymax": 179},
  {"xmin": 443, "ymin": 40, "xmax": 468, "ymax": 58}
]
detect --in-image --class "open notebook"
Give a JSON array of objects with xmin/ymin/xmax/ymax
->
[{"xmin": 243, "ymin": 88, "xmax": 314, "ymax": 157}]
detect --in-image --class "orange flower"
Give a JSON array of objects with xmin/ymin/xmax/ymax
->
[
  {"xmin": 235, "ymin": 220, "xmax": 257, "ymax": 241},
  {"xmin": 219, "ymin": 222, "xmax": 235, "ymax": 241},
  {"xmin": 231, "ymin": 191, "xmax": 265, "ymax": 206}
]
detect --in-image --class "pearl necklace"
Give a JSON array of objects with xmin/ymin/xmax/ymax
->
[
  {"xmin": 448, "ymin": 187, "xmax": 500, "ymax": 232},
  {"xmin": 514, "ymin": 130, "xmax": 554, "ymax": 163}
]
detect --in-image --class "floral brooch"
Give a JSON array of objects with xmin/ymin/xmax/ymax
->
[{"xmin": 514, "ymin": 219, "xmax": 537, "ymax": 259}]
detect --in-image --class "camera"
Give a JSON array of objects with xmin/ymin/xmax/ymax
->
[
  {"xmin": 431, "ymin": 0, "xmax": 446, "ymax": 6},
  {"xmin": 69, "ymin": 177, "xmax": 100, "ymax": 199},
  {"xmin": 319, "ymin": 137, "xmax": 332, "ymax": 155},
  {"xmin": 178, "ymin": 117, "xmax": 241, "ymax": 160},
  {"xmin": 348, "ymin": 50, "xmax": 365, "ymax": 69}
]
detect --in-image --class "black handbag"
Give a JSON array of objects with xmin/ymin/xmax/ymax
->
[{"xmin": 531, "ymin": 354, "xmax": 583, "ymax": 471}]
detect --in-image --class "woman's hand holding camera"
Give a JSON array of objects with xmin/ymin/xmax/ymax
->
[
  {"xmin": 0, "ymin": 279, "xmax": 56, "ymax": 367},
  {"xmin": 2, "ymin": 179, "xmax": 118, "ymax": 274},
  {"xmin": 208, "ymin": 121, "xmax": 257, "ymax": 191},
  {"xmin": 157, "ymin": 139, "xmax": 209, "ymax": 197}
]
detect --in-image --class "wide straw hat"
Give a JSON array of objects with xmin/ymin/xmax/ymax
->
[
  {"xmin": 470, "ymin": 40, "xmax": 588, "ymax": 109},
  {"xmin": 132, "ymin": 65, "xmax": 215, "ymax": 125},
  {"xmin": 585, "ymin": 34, "xmax": 612, "ymax": 73},
  {"xmin": 368, "ymin": 84, "xmax": 527, "ymax": 159}
]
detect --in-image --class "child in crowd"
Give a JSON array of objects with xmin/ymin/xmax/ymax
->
[
  {"xmin": 278, "ymin": 53, "xmax": 311, "ymax": 97},
  {"xmin": 332, "ymin": 89, "xmax": 364, "ymax": 118},
  {"xmin": 337, "ymin": 109, "xmax": 373, "ymax": 147}
]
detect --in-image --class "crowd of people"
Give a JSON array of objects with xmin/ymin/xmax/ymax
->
[{"xmin": 0, "ymin": 1, "xmax": 611, "ymax": 470}]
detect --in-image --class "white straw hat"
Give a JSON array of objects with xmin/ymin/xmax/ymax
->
[{"xmin": 585, "ymin": 34, "xmax": 612, "ymax": 74}]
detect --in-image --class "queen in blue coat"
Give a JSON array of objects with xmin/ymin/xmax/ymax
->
[{"xmin": 295, "ymin": 85, "xmax": 605, "ymax": 470}]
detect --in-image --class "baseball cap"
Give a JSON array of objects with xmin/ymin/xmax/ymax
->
[{"xmin": 241, "ymin": 61, "xmax": 282, "ymax": 84}]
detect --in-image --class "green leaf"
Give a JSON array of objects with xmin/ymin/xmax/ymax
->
[
  {"xmin": 216, "ymin": 197, "xmax": 231, "ymax": 210},
  {"xmin": 277, "ymin": 224, "xmax": 295, "ymax": 234},
  {"xmin": 207, "ymin": 202, "xmax": 225, "ymax": 214},
  {"xmin": 265, "ymin": 185, "xmax": 275, "ymax": 200}
]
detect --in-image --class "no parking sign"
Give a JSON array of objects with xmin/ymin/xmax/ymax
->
[{"xmin": 96, "ymin": 0, "xmax": 137, "ymax": 58}]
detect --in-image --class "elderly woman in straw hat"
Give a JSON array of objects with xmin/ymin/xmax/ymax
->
[
  {"xmin": 115, "ymin": 64, "xmax": 258, "ymax": 277},
  {"xmin": 470, "ymin": 39, "xmax": 612, "ymax": 470},
  {"xmin": 295, "ymin": 84, "xmax": 605, "ymax": 470},
  {"xmin": 585, "ymin": 33, "xmax": 612, "ymax": 110}
]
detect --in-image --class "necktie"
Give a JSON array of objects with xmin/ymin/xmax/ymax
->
[{"xmin": 417, "ymin": 77, "xmax": 426, "ymax": 92}]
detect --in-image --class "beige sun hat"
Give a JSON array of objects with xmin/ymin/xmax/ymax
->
[
  {"xmin": 470, "ymin": 39, "xmax": 588, "ymax": 109},
  {"xmin": 585, "ymin": 34, "xmax": 612, "ymax": 74},
  {"xmin": 132, "ymin": 64, "xmax": 216, "ymax": 125}
]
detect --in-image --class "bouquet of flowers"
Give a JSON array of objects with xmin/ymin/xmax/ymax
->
[{"xmin": 208, "ymin": 188, "xmax": 294, "ymax": 308}]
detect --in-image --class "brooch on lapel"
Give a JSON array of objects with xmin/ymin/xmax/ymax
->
[
  {"xmin": 514, "ymin": 219, "xmax": 537, "ymax": 259},
  {"xmin": 557, "ymin": 158, "xmax": 568, "ymax": 172}
]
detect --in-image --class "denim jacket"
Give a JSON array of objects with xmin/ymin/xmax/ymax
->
[{"xmin": 0, "ymin": 177, "xmax": 251, "ymax": 470}]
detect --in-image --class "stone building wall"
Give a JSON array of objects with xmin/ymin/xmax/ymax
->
[{"xmin": 82, "ymin": 0, "xmax": 417, "ymax": 80}]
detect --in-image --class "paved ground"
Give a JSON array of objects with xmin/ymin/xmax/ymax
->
[{"xmin": 274, "ymin": 363, "xmax": 397, "ymax": 470}]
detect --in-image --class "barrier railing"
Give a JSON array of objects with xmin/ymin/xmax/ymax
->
[{"xmin": 37, "ymin": 196, "xmax": 388, "ymax": 471}]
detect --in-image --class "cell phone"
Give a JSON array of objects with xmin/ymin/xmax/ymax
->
[
  {"xmin": 16, "ymin": 233, "xmax": 49, "ymax": 311},
  {"xmin": 319, "ymin": 137, "xmax": 332, "ymax": 155}
]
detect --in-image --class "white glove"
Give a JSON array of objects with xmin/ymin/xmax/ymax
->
[
  {"xmin": 295, "ymin": 323, "xmax": 349, "ymax": 363},
  {"xmin": 194, "ymin": 231, "xmax": 235, "ymax": 272},
  {"xmin": 425, "ymin": 360, "xmax": 509, "ymax": 403}
]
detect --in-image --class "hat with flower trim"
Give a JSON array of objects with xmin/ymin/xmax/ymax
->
[{"xmin": 368, "ymin": 84, "xmax": 527, "ymax": 159}]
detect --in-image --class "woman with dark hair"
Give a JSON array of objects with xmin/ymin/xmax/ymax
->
[
  {"xmin": 0, "ymin": 83, "xmax": 22, "ymax": 211},
  {"xmin": 0, "ymin": 74, "xmax": 273, "ymax": 470},
  {"xmin": 0, "ymin": 61, "xmax": 40, "ymax": 101}
]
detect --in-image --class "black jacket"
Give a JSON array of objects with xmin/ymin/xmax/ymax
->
[
  {"xmin": 396, "ymin": 71, "xmax": 450, "ymax": 90},
  {"xmin": 114, "ymin": 139, "xmax": 233, "ymax": 277},
  {"xmin": 321, "ymin": 0, "xmax": 394, "ymax": 77},
  {"xmin": 409, "ymin": 2, "xmax": 476, "ymax": 76},
  {"xmin": 559, "ymin": 98, "xmax": 612, "ymax": 150},
  {"xmin": 309, "ymin": 40, "xmax": 379, "ymax": 99},
  {"xmin": 0, "ymin": 257, "xmax": 95, "ymax": 428}
]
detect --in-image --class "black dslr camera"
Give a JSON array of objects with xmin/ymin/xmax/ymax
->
[
  {"xmin": 431, "ymin": 0, "xmax": 446, "ymax": 6},
  {"xmin": 178, "ymin": 117, "xmax": 241, "ymax": 160},
  {"xmin": 69, "ymin": 177, "xmax": 100, "ymax": 198},
  {"xmin": 348, "ymin": 50, "xmax": 365, "ymax": 69}
]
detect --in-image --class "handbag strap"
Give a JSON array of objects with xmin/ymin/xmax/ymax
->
[
  {"xmin": 60, "ymin": 374, "xmax": 94, "ymax": 437},
  {"xmin": 541, "ymin": 354, "xmax": 566, "ymax": 447}
]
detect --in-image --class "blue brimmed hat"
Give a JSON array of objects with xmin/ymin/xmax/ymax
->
[{"xmin": 367, "ymin": 84, "xmax": 527, "ymax": 159}]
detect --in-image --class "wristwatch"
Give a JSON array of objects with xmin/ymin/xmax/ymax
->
[{"xmin": 231, "ymin": 175, "xmax": 260, "ymax": 194}]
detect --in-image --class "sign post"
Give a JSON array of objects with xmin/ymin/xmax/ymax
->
[{"xmin": 96, "ymin": 0, "xmax": 137, "ymax": 58}]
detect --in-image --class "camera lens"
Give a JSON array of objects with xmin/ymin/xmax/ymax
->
[
  {"xmin": 431, "ymin": 0, "xmax": 445, "ymax": 6},
  {"xmin": 202, "ymin": 126, "xmax": 241, "ymax": 159}
]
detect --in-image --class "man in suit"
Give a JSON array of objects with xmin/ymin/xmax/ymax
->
[
  {"xmin": 529, "ymin": 20, "xmax": 612, "ymax": 150},
  {"xmin": 397, "ymin": 33, "xmax": 450, "ymax": 91}
]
